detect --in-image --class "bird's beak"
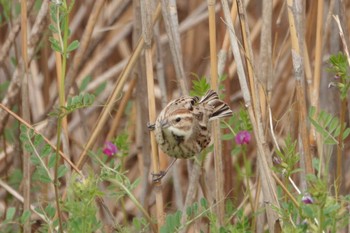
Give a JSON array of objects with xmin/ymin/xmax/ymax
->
[{"xmin": 160, "ymin": 119, "xmax": 170, "ymax": 129}]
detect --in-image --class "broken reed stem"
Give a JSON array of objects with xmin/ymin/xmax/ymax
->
[{"xmin": 286, "ymin": 0, "xmax": 313, "ymax": 177}]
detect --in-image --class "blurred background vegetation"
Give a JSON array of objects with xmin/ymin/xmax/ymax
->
[{"xmin": 1, "ymin": 0, "xmax": 350, "ymax": 232}]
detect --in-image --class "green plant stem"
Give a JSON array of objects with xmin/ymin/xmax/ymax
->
[
  {"xmin": 54, "ymin": 121, "xmax": 64, "ymax": 232},
  {"xmin": 108, "ymin": 179, "xmax": 157, "ymax": 233},
  {"xmin": 53, "ymin": 1, "xmax": 70, "ymax": 231},
  {"xmin": 318, "ymin": 205, "xmax": 324, "ymax": 233},
  {"xmin": 242, "ymin": 147, "xmax": 254, "ymax": 215}
]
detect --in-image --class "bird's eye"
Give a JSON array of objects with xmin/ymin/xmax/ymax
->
[{"xmin": 175, "ymin": 117, "xmax": 181, "ymax": 122}]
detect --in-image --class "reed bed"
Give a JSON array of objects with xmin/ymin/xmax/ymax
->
[{"xmin": 0, "ymin": 0, "xmax": 350, "ymax": 232}]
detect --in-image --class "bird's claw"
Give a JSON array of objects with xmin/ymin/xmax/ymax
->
[
  {"xmin": 151, "ymin": 171, "xmax": 166, "ymax": 183},
  {"xmin": 147, "ymin": 122, "xmax": 155, "ymax": 131}
]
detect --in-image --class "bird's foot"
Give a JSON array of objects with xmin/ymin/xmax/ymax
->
[
  {"xmin": 147, "ymin": 122, "xmax": 155, "ymax": 131},
  {"xmin": 151, "ymin": 171, "xmax": 166, "ymax": 183}
]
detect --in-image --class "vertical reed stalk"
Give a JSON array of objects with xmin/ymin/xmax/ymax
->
[
  {"xmin": 208, "ymin": 0, "xmax": 225, "ymax": 225},
  {"xmin": 221, "ymin": 0, "xmax": 280, "ymax": 231},
  {"xmin": 20, "ymin": 0, "xmax": 30, "ymax": 232},
  {"xmin": 141, "ymin": 0, "xmax": 164, "ymax": 230},
  {"xmin": 75, "ymin": 4, "xmax": 161, "ymax": 169},
  {"xmin": 286, "ymin": 0, "xmax": 313, "ymax": 177},
  {"xmin": 333, "ymin": 15, "xmax": 350, "ymax": 197},
  {"xmin": 309, "ymin": 0, "xmax": 324, "ymax": 163}
]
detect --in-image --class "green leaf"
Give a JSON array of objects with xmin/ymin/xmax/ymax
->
[
  {"xmin": 34, "ymin": 133, "xmax": 44, "ymax": 145},
  {"xmin": 45, "ymin": 204, "xmax": 56, "ymax": 218},
  {"xmin": 94, "ymin": 81, "xmax": 106, "ymax": 96},
  {"xmin": 222, "ymin": 133, "xmax": 234, "ymax": 141},
  {"xmin": 49, "ymin": 37, "xmax": 62, "ymax": 53},
  {"xmin": 200, "ymin": 197, "xmax": 208, "ymax": 209},
  {"xmin": 343, "ymin": 128, "xmax": 350, "ymax": 140},
  {"xmin": 190, "ymin": 75, "xmax": 210, "ymax": 97},
  {"xmin": 41, "ymin": 144, "xmax": 52, "ymax": 158},
  {"xmin": 48, "ymin": 24, "xmax": 58, "ymax": 33},
  {"xmin": 48, "ymin": 154, "xmax": 57, "ymax": 168},
  {"xmin": 33, "ymin": 167, "xmax": 52, "ymax": 183},
  {"xmin": 301, "ymin": 205, "xmax": 315, "ymax": 219},
  {"xmin": 67, "ymin": 40, "xmax": 80, "ymax": 52},
  {"xmin": 20, "ymin": 210, "xmax": 31, "ymax": 224},
  {"xmin": 79, "ymin": 75, "xmax": 92, "ymax": 92},
  {"xmin": 57, "ymin": 164, "xmax": 68, "ymax": 178},
  {"xmin": 6, "ymin": 207, "xmax": 16, "ymax": 220},
  {"xmin": 30, "ymin": 154, "xmax": 41, "ymax": 166}
]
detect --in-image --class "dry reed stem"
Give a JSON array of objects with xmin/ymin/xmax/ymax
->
[
  {"xmin": 0, "ymin": 0, "xmax": 35, "ymax": 64},
  {"xmin": 0, "ymin": 103, "xmax": 82, "ymax": 174},
  {"xmin": 20, "ymin": 0, "xmax": 31, "ymax": 231},
  {"xmin": 141, "ymin": 0, "xmax": 164, "ymax": 230},
  {"xmin": 0, "ymin": 179, "xmax": 49, "ymax": 223},
  {"xmin": 309, "ymin": 1, "xmax": 324, "ymax": 160},
  {"xmin": 180, "ymin": 161, "xmax": 202, "ymax": 232},
  {"xmin": 106, "ymin": 78, "xmax": 136, "ymax": 141},
  {"xmin": 237, "ymin": 0, "xmax": 259, "ymax": 116},
  {"xmin": 286, "ymin": 0, "xmax": 313, "ymax": 177},
  {"xmin": 221, "ymin": 0, "xmax": 280, "ymax": 231},
  {"xmin": 207, "ymin": 0, "xmax": 225, "ymax": 226},
  {"xmin": 161, "ymin": 0, "xmax": 188, "ymax": 95},
  {"xmin": 75, "ymin": 4, "xmax": 161, "ymax": 169},
  {"xmin": 64, "ymin": 0, "xmax": 106, "ymax": 97},
  {"xmin": 333, "ymin": 14, "xmax": 350, "ymax": 196},
  {"xmin": 0, "ymin": 0, "xmax": 49, "ymax": 134}
]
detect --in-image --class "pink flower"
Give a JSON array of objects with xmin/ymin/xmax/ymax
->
[
  {"xmin": 103, "ymin": 142, "xmax": 118, "ymax": 157},
  {"xmin": 301, "ymin": 194, "xmax": 314, "ymax": 204},
  {"xmin": 235, "ymin": 131, "xmax": 251, "ymax": 145}
]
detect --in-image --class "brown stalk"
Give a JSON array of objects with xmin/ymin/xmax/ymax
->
[
  {"xmin": 236, "ymin": 0, "xmax": 259, "ymax": 116},
  {"xmin": 141, "ymin": 0, "xmax": 164, "ymax": 230},
  {"xmin": 180, "ymin": 161, "xmax": 202, "ymax": 233},
  {"xmin": 20, "ymin": 0, "xmax": 31, "ymax": 231},
  {"xmin": 106, "ymin": 78, "xmax": 137, "ymax": 141},
  {"xmin": 333, "ymin": 15, "xmax": 350, "ymax": 196},
  {"xmin": 132, "ymin": 0, "xmax": 152, "ymax": 213},
  {"xmin": 160, "ymin": 0, "xmax": 188, "ymax": 95},
  {"xmin": 0, "ymin": 0, "xmax": 35, "ymax": 64},
  {"xmin": 221, "ymin": 0, "xmax": 280, "ymax": 231},
  {"xmin": 0, "ymin": 103, "xmax": 82, "ymax": 174},
  {"xmin": 64, "ymin": 0, "xmax": 106, "ymax": 98},
  {"xmin": 0, "ymin": 0, "xmax": 49, "ymax": 134},
  {"xmin": 207, "ymin": 0, "xmax": 225, "ymax": 226},
  {"xmin": 286, "ymin": 0, "xmax": 313, "ymax": 177},
  {"xmin": 75, "ymin": 4, "xmax": 161, "ymax": 169},
  {"xmin": 309, "ymin": 0, "xmax": 324, "ymax": 161}
]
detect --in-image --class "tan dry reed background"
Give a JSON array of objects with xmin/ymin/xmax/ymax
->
[{"xmin": 0, "ymin": 0, "xmax": 350, "ymax": 232}]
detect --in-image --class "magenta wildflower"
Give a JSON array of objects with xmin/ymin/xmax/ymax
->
[
  {"xmin": 103, "ymin": 142, "xmax": 118, "ymax": 157},
  {"xmin": 235, "ymin": 131, "xmax": 251, "ymax": 145},
  {"xmin": 301, "ymin": 194, "xmax": 314, "ymax": 204}
]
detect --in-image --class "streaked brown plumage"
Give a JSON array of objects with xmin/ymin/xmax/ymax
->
[{"xmin": 149, "ymin": 90, "xmax": 232, "ymax": 158}]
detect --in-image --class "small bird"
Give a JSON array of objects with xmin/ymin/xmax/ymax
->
[{"xmin": 148, "ymin": 90, "xmax": 232, "ymax": 180}]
